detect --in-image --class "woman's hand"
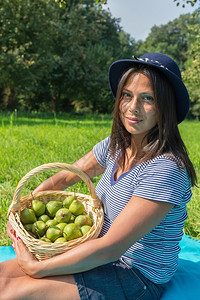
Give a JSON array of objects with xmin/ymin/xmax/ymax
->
[{"xmin": 7, "ymin": 222, "xmax": 40, "ymax": 278}]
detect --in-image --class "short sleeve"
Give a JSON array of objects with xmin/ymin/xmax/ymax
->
[
  {"xmin": 133, "ymin": 157, "xmax": 191, "ymax": 206},
  {"xmin": 93, "ymin": 136, "xmax": 111, "ymax": 168}
]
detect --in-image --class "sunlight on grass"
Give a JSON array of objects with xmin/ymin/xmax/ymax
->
[{"xmin": 0, "ymin": 113, "xmax": 199, "ymax": 245}]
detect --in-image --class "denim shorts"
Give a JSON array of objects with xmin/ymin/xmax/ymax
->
[{"xmin": 73, "ymin": 258, "xmax": 166, "ymax": 300}]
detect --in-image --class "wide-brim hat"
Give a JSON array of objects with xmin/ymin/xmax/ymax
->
[{"xmin": 108, "ymin": 52, "xmax": 190, "ymax": 123}]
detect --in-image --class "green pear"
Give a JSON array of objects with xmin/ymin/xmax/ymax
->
[
  {"xmin": 46, "ymin": 226, "xmax": 63, "ymax": 242},
  {"xmin": 69, "ymin": 200, "xmax": 85, "ymax": 216},
  {"xmin": 63, "ymin": 195, "xmax": 74, "ymax": 208},
  {"xmin": 40, "ymin": 237, "xmax": 51, "ymax": 243},
  {"xmin": 63, "ymin": 223, "xmax": 82, "ymax": 241},
  {"xmin": 46, "ymin": 219, "xmax": 58, "ymax": 227},
  {"xmin": 29, "ymin": 231, "xmax": 38, "ymax": 239},
  {"xmin": 69, "ymin": 214, "xmax": 76, "ymax": 223},
  {"xmin": 54, "ymin": 237, "xmax": 67, "ymax": 243},
  {"xmin": 20, "ymin": 208, "xmax": 37, "ymax": 225},
  {"xmin": 46, "ymin": 201, "xmax": 63, "ymax": 218},
  {"xmin": 81, "ymin": 225, "xmax": 92, "ymax": 236},
  {"xmin": 24, "ymin": 223, "xmax": 33, "ymax": 232},
  {"xmin": 56, "ymin": 223, "xmax": 67, "ymax": 231},
  {"xmin": 31, "ymin": 200, "xmax": 46, "ymax": 217},
  {"xmin": 32, "ymin": 221, "xmax": 47, "ymax": 238},
  {"xmin": 55, "ymin": 208, "xmax": 72, "ymax": 223},
  {"xmin": 75, "ymin": 214, "xmax": 92, "ymax": 227},
  {"xmin": 38, "ymin": 214, "xmax": 50, "ymax": 223}
]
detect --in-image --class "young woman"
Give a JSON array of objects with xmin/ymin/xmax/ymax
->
[{"xmin": 1, "ymin": 53, "xmax": 197, "ymax": 300}]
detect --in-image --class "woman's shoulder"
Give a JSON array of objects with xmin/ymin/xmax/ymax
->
[
  {"xmin": 93, "ymin": 136, "xmax": 111, "ymax": 168},
  {"xmin": 151, "ymin": 154, "xmax": 185, "ymax": 170},
  {"xmin": 93, "ymin": 136, "xmax": 111, "ymax": 156},
  {"xmin": 142, "ymin": 154, "xmax": 183, "ymax": 168},
  {"xmin": 137, "ymin": 154, "xmax": 189, "ymax": 182},
  {"xmin": 133, "ymin": 154, "xmax": 191, "ymax": 206}
]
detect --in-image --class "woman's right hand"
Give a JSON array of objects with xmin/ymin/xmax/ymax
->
[
  {"xmin": 7, "ymin": 222, "xmax": 40, "ymax": 278},
  {"xmin": 33, "ymin": 150, "xmax": 105, "ymax": 194}
]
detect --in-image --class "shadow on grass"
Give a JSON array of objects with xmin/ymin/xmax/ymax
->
[{"xmin": 0, "ymin": 111, "xmax": 113, "ymax": 127}]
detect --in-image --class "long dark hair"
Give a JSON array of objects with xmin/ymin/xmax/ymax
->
[{"xmin": 110, "ymin": 64, "xmax": 197, "ymax": 186}]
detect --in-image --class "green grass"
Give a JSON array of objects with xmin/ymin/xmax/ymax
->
[
  {"xmin": 0, "ymin": 111, "xmax": 199, "ymax": 245},
  {"xmin": 0, "ymin": 111, "xmax": 112, "ymax": 245},
  {"xmin": 179, "ymin": 121, "xmax": 200, "ymax": 239}
]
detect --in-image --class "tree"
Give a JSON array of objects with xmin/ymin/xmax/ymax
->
[
  {"xmin": 0, "ymin": 0, "xmax": 135, "ymax": 113},
  {"xmin": 55, "ymin": 0, "xmax": 198, "ymax": 9},
  {"xmin": 136, "ymin": 10, "xmax": 199, "ymax": 120},
  {"xmin": 173, "ymin": 0, "xmax": 198, "ymax": 8},
  {"xmin": 0, "ymin": 0, "xmax": 61, "ymax": 110},
  {"xmin": 52, "ymin": 2, "xmax": 134, "ymax": 113},
  {"xmin": 138, "ymin": 10, "xmax": 199, "ymax": 68},
  {"xmin": 182, "ymin": 24, "xmax": 200, "ymax": 119},
  {"xmin": 55, "ymin": 0, "xmax": 107, "ymax": 9}
]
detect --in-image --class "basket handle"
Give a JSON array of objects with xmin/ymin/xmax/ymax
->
[{"xmin": 9, "ymin": 163, "xmax": 101, "ymax": 213}]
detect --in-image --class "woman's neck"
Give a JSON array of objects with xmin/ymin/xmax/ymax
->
[{"xmin": 130, "ymin": 134, "xmax": 146, "ymax": 157}]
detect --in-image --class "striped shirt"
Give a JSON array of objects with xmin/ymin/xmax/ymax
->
[{"xmin": 93, "ymin": 136, "xmax": 192, "ymax": 284}]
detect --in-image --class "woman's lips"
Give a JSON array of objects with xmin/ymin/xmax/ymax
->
[{"xmin": 126, "ymin": 116, "xmax": 142, "ymax": 124}]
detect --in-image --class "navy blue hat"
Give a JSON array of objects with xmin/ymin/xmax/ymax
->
[{"xmin": 109, "ymin": 53, "xmax": 190, "ymax": 123}]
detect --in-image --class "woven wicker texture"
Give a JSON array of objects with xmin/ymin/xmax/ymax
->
[{"xmin": 8, "ymin": 163, "xmax": 104, "ymax": 261}]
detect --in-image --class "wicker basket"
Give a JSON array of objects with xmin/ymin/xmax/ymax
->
[{"xmin": 7, "ymin": 163, "xmax": 104, "ymax": 261}]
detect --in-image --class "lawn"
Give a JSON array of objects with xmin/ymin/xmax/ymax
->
[{"xmin": 0, "ymin": 111, "xmax": 199, "ymax": 245}]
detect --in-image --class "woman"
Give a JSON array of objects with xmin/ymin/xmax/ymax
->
[{"xmin": 1, "ymin": 53, "xmax": 197, "ymax": 300}]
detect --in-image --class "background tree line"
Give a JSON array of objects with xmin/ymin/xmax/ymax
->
[{"xmin": 0, "ymin": 0, "xmax": 199, "ymax": 119}]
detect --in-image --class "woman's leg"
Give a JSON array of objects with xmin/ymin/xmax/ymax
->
[{"xmin": 0, "ymin": 259, "xmax": 80, "ymax": 300}]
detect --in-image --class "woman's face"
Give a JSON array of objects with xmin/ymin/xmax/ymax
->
[{"xmin": 119, "ymin": 72, "xmax": 157, "ymax": 143}]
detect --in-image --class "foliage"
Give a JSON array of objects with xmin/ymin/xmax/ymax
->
[
  {"xmin": 174, "ymin": 0, "xmax": 198, "ymax": 7},
  {"xmin": 0, "ymin": 1, "xmax": 199, "ymax": 119},
  {"xmin": 0, "ymin": 0, "xmax": 136, "ymax": 113},
  {"xmin": 55, "ymin": 0, "xmax": 107, "ymax": 9},
  {"xmin": 137, "ymin": 10, "xmax": 199, "ymax": 119},
  {"xmin": 182, "ymin": 24, "xmax": 200, "ymax": 119},
  {"xmin": 0, "ymin": 0, "xmax": 61, "ymax": 109},
  {"xmin": 138, "ymin": 10, "xmax": 199, "ymax": 68}
]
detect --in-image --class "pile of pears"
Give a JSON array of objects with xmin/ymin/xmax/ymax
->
[{"xmin": 20, "ymin": 196, "xmax": 93, "ymax": 243}]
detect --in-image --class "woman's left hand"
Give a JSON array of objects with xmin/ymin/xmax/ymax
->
[{"xmin": 7, "ymin": 222, "xmax": 40, "ymax": 278}]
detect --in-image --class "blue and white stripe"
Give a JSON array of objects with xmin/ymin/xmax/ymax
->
[{"xmin": 93, "ymin": 136, "xmax": 192, "ymax": 284}]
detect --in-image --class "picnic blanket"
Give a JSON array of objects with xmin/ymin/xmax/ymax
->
[
  {"xmin": 161, "ymin": 235, "xmax": 200, "ymax": 300},
  {"xmin": 0, "ymin": 235, "xmax": 200, "ymax": 299}
]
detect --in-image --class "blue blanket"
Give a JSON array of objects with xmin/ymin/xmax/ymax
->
[{"xmin": 1, "ymin": 235, "xmax": 200, "ymax": 299}]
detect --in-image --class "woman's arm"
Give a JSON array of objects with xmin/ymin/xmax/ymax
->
[
  {"xmin": 9, "ymin": 196, "xmax": 173, "ymax": 278},
  {"xmin": 33, "ymin": 149, "xmax": 105, "ymax": 193}
]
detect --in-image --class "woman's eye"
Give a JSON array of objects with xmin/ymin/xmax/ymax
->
[
  {"xmin": 143, "ymin": 95, "xmax": 154, "ymax": 102},
  {"xmin": 122, "ymin": 92, "xmax": 132, "ymax": 101}
]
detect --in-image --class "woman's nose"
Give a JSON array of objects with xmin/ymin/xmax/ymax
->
[{"xmin": 129, "ymin": 96, "xmax": 140, "ymax": 113}]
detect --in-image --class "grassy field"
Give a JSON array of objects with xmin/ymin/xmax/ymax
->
[{"xmin": 0, "ymin": 111, "xmax": 199, "ymax": 245}]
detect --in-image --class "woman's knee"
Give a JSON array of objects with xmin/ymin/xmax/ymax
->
[
  {"xmin": 0, "ymin": 260, "xmax": 23, "ymax": 300},
  {"xmin": 0, "ymin": 267, "xmax": 12, "ymax": 300}
]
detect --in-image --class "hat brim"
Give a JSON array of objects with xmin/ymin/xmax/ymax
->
[{"xmin": 108, "ymin": 59, "xmax": 190, "ymax": 123}]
